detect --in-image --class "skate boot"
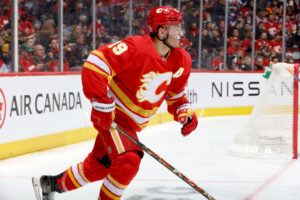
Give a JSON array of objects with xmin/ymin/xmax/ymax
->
[{"xmin": 40, "ymin": 173, "xmax": 63, "ymax": 200}]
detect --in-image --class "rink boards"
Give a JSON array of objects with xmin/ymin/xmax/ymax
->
[{"xmin": 0, "ymin": 71, "xmax": 265, "ymax": 159}]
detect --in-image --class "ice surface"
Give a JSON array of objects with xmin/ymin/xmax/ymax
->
[{"xmin": 0, "ymin": 115, "xmax": 299, "ymax": 200}]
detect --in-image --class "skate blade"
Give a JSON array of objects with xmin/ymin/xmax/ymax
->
[{"xmin": 32, "ymin": 177, "xmax": 42, "ymax": 200}]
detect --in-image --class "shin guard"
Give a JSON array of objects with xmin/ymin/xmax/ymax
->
[{"xmin": 98, "ymin": 151, "xmax": 141, "ymax": 200}]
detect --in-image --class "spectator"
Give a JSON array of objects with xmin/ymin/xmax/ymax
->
[
  {"xmin": 187, "ymin": 22, "xmax": 200, "ymax": 50},
  {"xmin": 0, "ymin": 43, "xmax": 9, "ymax": 72},
  {"xmin": 218, "ymin": 19, "xmax": 225, "ymax": 36},
  {"xmin": 49, "ymin": 54, "xmax": 70, "ymax": 72},
  {"xmin": 0, "ymin": 7, "xmax": 9, "ymax": 32},
  {"xmin": 291, "ymin": 27, "xmax": 300, "ymax": 48},
  {"xmin": 69, "ymin": 1, "xmax": 90, "ymax": 25},
  {"xmin": 91, "ymin": 19, "xmax": 107, "ymax": 38},
  {"xmin": 260, "ymin": 45, "xmax": 271, "ymax": 66},
  {"xmin": 32, "ymin": 44, "xmax": 51, "ymax": 72},
  {"xmin": 63, "ymin": 24, "xmax": 72, "ymax": 42},
  {"xmin": 271, "ymin": 54, "xmax": 280, "ymax": 63},
  {"xmin": 227, "ymin": 53, "xmax": 240, "ymax": 71},
  {"xmin": 256, "ymin": 11, "xmax": 267, "ymax": 25},
  {"xmin": 285, "ymin": 51, "xmax": 295, "ymax": 64},
  {"xmin": 264, "ymin": 13, "xmax": 279, "ymax": 38},
  {"xmin": 240, "ymin": 55, "xmax": 252, "ymax": 71},
  {"xmin": 228, "ymin": 28, "xmax": 241, "ymax": 47},
  {"xmin": 255, "ymin": 31, "xmax": 270, "ymax": 52},
  {"xmin": 241, "ymin": 31, "xmax": 252, "ymax": 54},
  {"xmin": 211, "ymin": 47, "xmax": 224, "ymax": 71},
  {"xmin": 211, "ymin": 28, "xmax": 224, "ymax": 53},
  {"xmin": 47, "ymin": 37, "xmax": 58, "ymax": 60},
  {"xmin": 19, "ymin": 13, "xmax": 35, "ymax": 36},
  {"xmin": 265, "ymin": 0, "xmax": 282, "ymax": 17},
  {"xmin": 19, "ymin": 43, "xmax": 37, "ymax": 72},
  {"xmin": 235, "ymin": 20, "xmax": 246, "ymax": 40},
  {"xmin": 205, "ymin": 21, "xmax": 214, "ymax": 37},
  {"xmin": 26, "ymin": 36, "xmax": 35, "ymax": 48},
  {"xmin": 37, "ymin": 19, "xmax": 55, "ymax": 48},
  {"xmin": 68, "ymin": 34, "xmax": 89, "ymax": 71},
  {"xmin": 180, "ymin": 34, "xmax": 191, "ymax": 50},
  {"xmin": 269, "ymin": 50, "xmax": 281, "ymax": 62},
  {"xmin": 212, "ymin": 0, "xmax": 225, "ymax": 22},
  {"xmin": 0, "ymin": 23, "xmax": 11, "ymax": 45},
  {"xmin": 254, "ymin": 55, "xmax": 266, "ymax": 71},
  {"xmin": 184, "ymin": 9, "xmax": 200, "ymax": 34},
  {"xmin": 227, "ymin": 37, "xmax": 246, "ymax": 57},
  {"xmin": 69, "ymin": 24, "xmax": 82, "ymax": 43},
  {"xmin": 269, "ymin": 33, "xmax": 282, "ymax": 55},
  {"xmin": 46, "ymin": 38, "xmax": 70, "ymax": 72},
  {"xmin": 200, "ymin": 28, "xmax": 211, "ymax": 50},
  {"xmin": 255, "ymin": 22, "xmax": 266, "ymax": 40}
]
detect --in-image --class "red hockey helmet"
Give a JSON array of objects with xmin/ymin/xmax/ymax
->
[{"xmin": 147, "ymin": 6, "xmax": 182, "ymax": 33}]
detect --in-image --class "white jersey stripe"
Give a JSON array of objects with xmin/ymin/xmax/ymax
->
[
  {"xmin": 110, "ymin": 127, "xmax": 125, "ymax": 154},
  {"xmin": 61, "ymin": 173, "xmax": 69, "ymax": 192},
  {"xmin": 71, "ymin": 164, "xmax": 87, "ymax": 187},
  {"xmin": 108, "ymin": 90, "xmax": 154, "ymax": 125},
  {"xmin": 87, "ymin": 54, "xmax": 111, "ymax": 75},
  {"xmin": 103, "ymin": 177, "xmax": 125, "ymax": 196},
  {"xmin": 165, "ymin": 90, "xmax": 185, "ymax": 100}
]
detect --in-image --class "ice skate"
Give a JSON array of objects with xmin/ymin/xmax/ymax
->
[{"xmin": 32, "ymin": 174, "xmax": 63, "ymax": 200}]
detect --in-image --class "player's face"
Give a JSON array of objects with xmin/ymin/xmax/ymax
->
[{"xmin": 166, "ymin": 23, "xmax": 184, "ymax": 48}]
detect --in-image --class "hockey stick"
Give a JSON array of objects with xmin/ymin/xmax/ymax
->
[
  {"xmin": 286, "ymin": 67, "xmax": 300, "ymax": 81},
  {"xmin": 111, "ymin": 122, "xmax": 216, "ymax": 200}
]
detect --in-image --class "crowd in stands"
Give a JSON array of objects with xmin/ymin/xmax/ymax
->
[
  {"xmin": 0, "ymin": 0, "xmax": 299, "ymax": 73},
  {"xmin": 182, "ymin": 0, "xmax": 300, "ymax": 70}
]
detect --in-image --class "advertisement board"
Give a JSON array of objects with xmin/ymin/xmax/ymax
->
[{"xmin": 0, "ymin": 71, "xmax": 267, "ymax": 159}]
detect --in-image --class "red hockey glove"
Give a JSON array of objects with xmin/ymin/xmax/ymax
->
[
  {"xmin": 175, "ymin": 104, "xmax": 198, "ymax": 136},
  {"xmin": 91, "ymin": 97, "xmax": 115, "ymax": 130}
]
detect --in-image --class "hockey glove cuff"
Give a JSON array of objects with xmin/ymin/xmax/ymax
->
[
  {"xmin": 175, "ymin": 104, "xmax": 198, "ymax": 136},
  {"xmin": 91, "ymin": 97, "xmax": 115, "ymax": 130}
]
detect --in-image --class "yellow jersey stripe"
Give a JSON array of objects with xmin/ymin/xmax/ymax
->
[
  {"xmin": 67, "ymin": 168, "xmax": 81, "ymax": 188},
  {"xmin": 110, "ymin": 79, "xmax": 159, "ymax": 117},
  {"xmin": 78, "ymin": 162, "xmax": 91, "ymax": 183},
  {"xmin": 83, "ymin": 62, "xmax": 109, "ymax": 78},
  {"xmin": 101, "ymin": 185, "xmax": 121, "ymax": 200},
  {"xmin": 111, "ymin": 128, "xmax": 124, "ymax": 154},
  {"xmin": 115, "ymin": 106, "xmax": 148, "ymax": 129},
  {"xmin": 92, "ymin": 50, "xmax": 116, "ymax": 76},
  {"xmin": 107, "ymin": 174, "xmax": 128, "ymax": 189}
]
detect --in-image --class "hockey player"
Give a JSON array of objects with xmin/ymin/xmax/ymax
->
[{"xmin": 37, "ymin": 6, "xmax": 198, "ymax": 200}]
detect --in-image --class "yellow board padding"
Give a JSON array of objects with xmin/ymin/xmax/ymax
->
[
  {"xmin": 0, "ymin": 127, "xmax": 98, "ymax": 160},
  {"xmin": 0, "ymin": 106, "xmax": 253, "ymax": 160}
]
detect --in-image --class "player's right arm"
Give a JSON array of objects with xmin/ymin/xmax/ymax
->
[
  {"xmin": 81, "ymin": 49, "xmax": 115, "ymax": 130},
  {"xmin": 81, "ymin": 39, "xmax": 135, "ymax": 130}
]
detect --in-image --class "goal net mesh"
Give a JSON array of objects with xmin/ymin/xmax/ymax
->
[{"xmin": 230, "ymin": 63, "xmax": 299, "ymax": 158}]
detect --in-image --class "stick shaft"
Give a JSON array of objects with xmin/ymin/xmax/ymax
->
[
  {"xmin": 111, "ymin": 122, "xmax": 216, "ymax": 200},
  {"xmin": 286, "ymin": 67, "xmax": 300, "ymax": 81}
]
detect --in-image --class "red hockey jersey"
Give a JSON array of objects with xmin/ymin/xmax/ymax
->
[{"xmin": 82, "ymin": 35, "xmax": 192, "ymax": 132}]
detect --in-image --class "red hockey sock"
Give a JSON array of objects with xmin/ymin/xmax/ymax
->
[
  {"xmin": 98, "ymin": 151, "xmax": 141, "ymax": 200},
  {"xmin": 57, "ymin": 154, "xmax": 110, "ymax": 192}
]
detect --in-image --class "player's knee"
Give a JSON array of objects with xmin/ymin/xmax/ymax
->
[
  {"xmin": 83, "ymin": 154, "xmax": 110, "ymax": 181},
  {"xmin": 112, "ymin": 151, "xmax": 142, "ymax": 183},
  {"xmin": 120, "ymin": 151, "xmax": 141, "ymax": 173}
]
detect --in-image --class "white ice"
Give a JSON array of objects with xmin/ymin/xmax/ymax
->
[{"xmin": 0, "ymin": 115, "xmax": 300, "ymax": 200}]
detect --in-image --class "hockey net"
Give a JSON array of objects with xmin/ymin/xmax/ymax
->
[{"xmin": 230, "ymin": 63, "xmax": 299, "ymax": 159}]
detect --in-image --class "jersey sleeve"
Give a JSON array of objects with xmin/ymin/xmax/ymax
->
[
  {"xmin": 165, "ymin": 50, "xmax": 192, "ymax": 118},
  {"xmin": 81, "ymin": 38, "xmax": 136, "ymax": 102}
]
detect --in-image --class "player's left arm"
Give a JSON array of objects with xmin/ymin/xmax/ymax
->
[{"xmin": 166, "ymin": 53, "xmax": 198, "ymax": 136}]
